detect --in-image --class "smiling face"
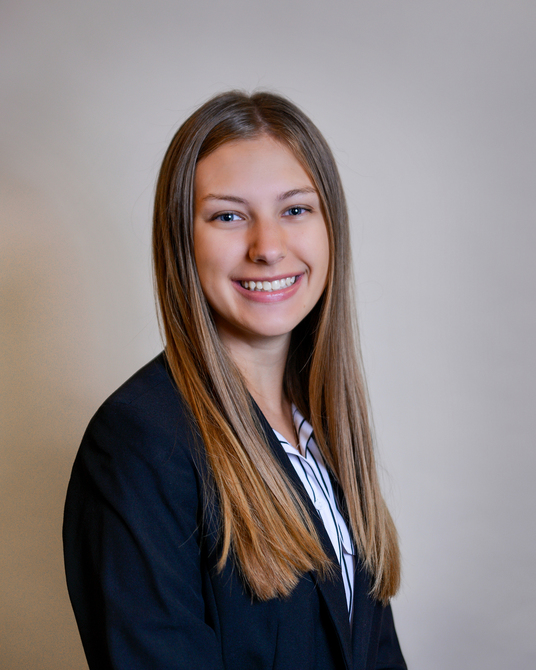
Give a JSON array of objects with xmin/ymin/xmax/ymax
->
[{"xmin": 193, "ymin": 134, "xmax": 330, "ymax": 351}]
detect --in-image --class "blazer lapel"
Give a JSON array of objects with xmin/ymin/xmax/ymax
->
[
  {"xmin": 254, "ymin": 405, "xmax": 353, "ymax": 670},
  {"xmin": 350, "ymin": 563, "xmax": 375, "ymax": 670},
  {"xmin": 330, "ymin": 475, "xmax": 377, "ymax": 667}
]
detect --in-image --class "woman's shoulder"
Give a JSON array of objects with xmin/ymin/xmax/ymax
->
[
  {"xmin": 79, "ymin": 353, "xmax": 202, "ymax": 472},
  {"xmin": 101, "ymin": 352, "xmax": 178, "ymax": 410}
]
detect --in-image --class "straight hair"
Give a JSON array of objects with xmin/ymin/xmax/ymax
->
[{"xmin": 153, "ymin": 90, "xmax": 400, "ymax": 603}]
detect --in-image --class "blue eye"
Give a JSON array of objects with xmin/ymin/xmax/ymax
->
[
  {"xmin": 215, "ymin": 212, "xmax": 240, "ymax": 222},
  {"xmin": 284, "ymin": 206, "xmax": 308, "ymax": 217}
]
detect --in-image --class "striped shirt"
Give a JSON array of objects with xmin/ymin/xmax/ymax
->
[{"xmin": 272, "ymin": 406, "xmax": 356, "ymax": 621}]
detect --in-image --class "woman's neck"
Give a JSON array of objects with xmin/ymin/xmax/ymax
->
[{"xmin": 218, "ymin": 330, "xmax": 297, "ymax": 448}]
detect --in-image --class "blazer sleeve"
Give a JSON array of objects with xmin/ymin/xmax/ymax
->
[
  {"xmin": 375, "ymin": 603, "xmax": 407, "ymax": 670},
  {"xmin": 63, "ymin": 395, "xmax": 225, "ymax": 670}
]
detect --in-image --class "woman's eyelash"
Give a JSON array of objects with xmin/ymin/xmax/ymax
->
[
  {"xmin": 214, "ymin": 212, "xmax": 241, "ymax": 222},
  {"xmin": 213, "ymin": 206, "xmax": 311, "ymax": 222},
  {"xmin": 284, "ymin": 206, "xmax": 310, "ymax": 216}
]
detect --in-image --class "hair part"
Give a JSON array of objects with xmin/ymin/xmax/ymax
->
[{"xmin": 153, "ymin": 90, "xmax": 400, "ymax": 603}]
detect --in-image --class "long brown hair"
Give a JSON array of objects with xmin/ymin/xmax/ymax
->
[{"xmin": 153, "ymin": 90, "xmax": 400, "ymax": 603}]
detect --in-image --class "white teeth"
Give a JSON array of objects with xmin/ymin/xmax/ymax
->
[{"xmin": 241, "ymin": 276, "xmax": 297, "ymax": 291}]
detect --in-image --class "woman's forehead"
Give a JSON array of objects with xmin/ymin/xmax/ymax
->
[{"xmin": 194, "ymin": 135, "xmax": 315, "ymax": 199}]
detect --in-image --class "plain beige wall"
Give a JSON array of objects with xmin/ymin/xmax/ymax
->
[{"xmin": 1, "ymin": 1, "xmax": 535, "ymax": 668}]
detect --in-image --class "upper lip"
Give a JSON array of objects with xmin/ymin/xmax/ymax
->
[{"xmin": 233, "ymin": 272, "xmax": 302, "ymax": 283}]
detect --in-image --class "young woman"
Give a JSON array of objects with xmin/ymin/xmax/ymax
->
[{"xmin": 63, "ymin": 91, "xmax": 406, "ymax": 670}]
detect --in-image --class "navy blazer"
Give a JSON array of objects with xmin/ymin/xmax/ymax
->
[{"xmin": 63, "ymin": 354, "xmax": 406, "ymax": 670}]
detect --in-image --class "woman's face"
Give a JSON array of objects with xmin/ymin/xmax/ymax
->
[{"xmin": 193, "ymin": 134, "xmax": 330, "ymax": 349}]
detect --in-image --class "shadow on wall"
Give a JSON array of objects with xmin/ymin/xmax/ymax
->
[{"xmin": 1, "ymin": 177, "xmax": 93, "ymax": 669}]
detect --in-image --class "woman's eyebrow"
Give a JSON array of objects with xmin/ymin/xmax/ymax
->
[
  {"xmin": 278, "ymin": 187, "xmax": 317, "ymax": 201},
  {"xmin": 202, "ymin": 194, "xmax": 248, "ymax": 204},
  {"xmin": 201, "ymin": 187, "xmax": 317, "ymax": 205}
]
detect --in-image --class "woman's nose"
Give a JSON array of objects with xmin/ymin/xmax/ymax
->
[{"xmin": 247, "ymin": 218, "xmax": 286, "ymax": 265}]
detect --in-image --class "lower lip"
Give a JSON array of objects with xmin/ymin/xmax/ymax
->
[{"xmin": 233, "ymin": 275, "xmax": 303, "ymax": 303}]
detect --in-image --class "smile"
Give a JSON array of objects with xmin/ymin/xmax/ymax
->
[{"xmin": 240, "ymin": 276, "xmax": 297, "ymax": 292}]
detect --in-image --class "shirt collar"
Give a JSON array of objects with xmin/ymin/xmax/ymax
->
[{"xmin": 273, "ymin": 405, "xmax": 315, "ymax": 458}]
